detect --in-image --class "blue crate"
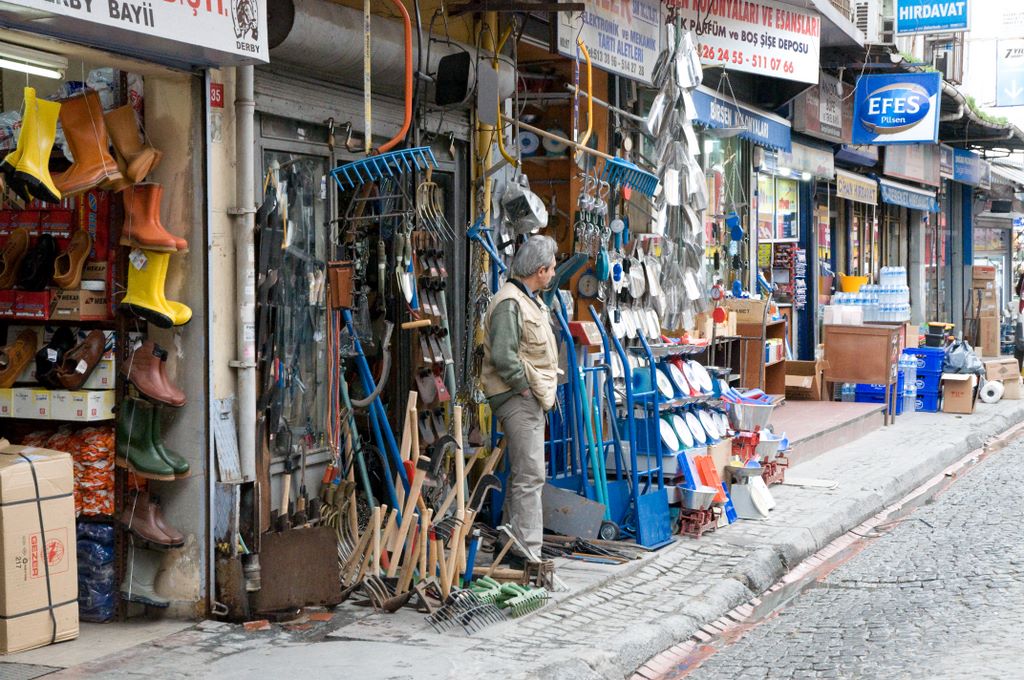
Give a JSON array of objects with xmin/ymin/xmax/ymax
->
[
  {"xmin": 856, "ymin": 373, "xmax": 905, "ymax": 396},
  {"xmin": 915, "ymin": 391, "xmax": 940, "ymax": 413},
  {"xmin": 854, "ymin": 391, "xmax": 905, "ymax": 415},
  {"xmin": 914, "ymin": 372, "xmax": 942, "ymax": 393},
  {"xmin": 903, "ymin": 347, "xmax": 944, "ymax": 373}
]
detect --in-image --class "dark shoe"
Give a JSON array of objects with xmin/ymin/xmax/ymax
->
[
  {"xmin": 35, "ymin": 326, "xmax": 77, "ymax": 388},
  {"xmin": 0, "ymin": 227, "xmax": 30, "ymax": 288},
  {"xmin": 54, "ymin": 329, "xmax": 106, "ymax": 389},
  {"xmin": 16, "ymin": 234, "xmax": 57, "ymax": 291}
]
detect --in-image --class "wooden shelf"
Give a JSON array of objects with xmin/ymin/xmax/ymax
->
[{"xmin": 737, "ymin": 319, "xmax": 787, "ymax": 394}]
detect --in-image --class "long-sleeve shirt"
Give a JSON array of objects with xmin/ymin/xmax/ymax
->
[{"xmin": 487, "ymin": 297, "xmax": 531, "ymax": 411}]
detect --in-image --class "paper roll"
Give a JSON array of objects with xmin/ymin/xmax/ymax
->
[
  {"xmin": 542, "ymin": 129, "xmax": 569, "ymax": 156},
  {"xmin": 980, "ymin": 380, "xmax": 1004, "ymax": 404},
  {"xmin": 518, "ymin": 131, "xmax": 540, "ymax": 156}
]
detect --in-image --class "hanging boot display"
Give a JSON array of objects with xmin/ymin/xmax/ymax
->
[
  {"xmin": 120, "ymin": 183, "xmax": 181, "ymax": 252},
  {"xmin": 53, "ymin": 229, "xmax": 93, "ymax": 289},
  {"xmin": 12, "ymin": 90, "xmax": 62, "ymax": 204},
  {"xmin": 121, "ymin": 340, "xmax": 186, "ymax": 407},
  {"xmin": 54, "ymin": 89, "xmax": 123, "ymax": 196},
  {"xmin": 120, "ymin": 250, "xmax": 191, "ymax": 328},
  {"xmin": 104, "ymin": 105, "xmax": 162, "ymax": 184},
  {"xmin": 115, "ymin": 396, "xmax": 176, "ymax": 480},
  {"xmin": 150, "ymin": 402, "xmax": 190, "ymax": 477},
  {"xmin": 120, "ymin": 491, "xmax": 184, "ymax": 548},
  {"xmin": 120, "ymin": 546, "xmax": 169, "ymax": 608}
]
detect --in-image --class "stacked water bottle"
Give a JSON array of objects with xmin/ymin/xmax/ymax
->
[{"xmin": 903, "ymin": 346, "xmax": 944, "ymax": 412}]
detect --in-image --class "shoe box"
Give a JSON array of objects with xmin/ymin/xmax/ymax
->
[
  {"xmin": 7, "ymin": 388, "xmax": 114, "ymax": 422},
  {"xmin": 0, "ymin": 443, "xmax": 79, "ymax": 654}
]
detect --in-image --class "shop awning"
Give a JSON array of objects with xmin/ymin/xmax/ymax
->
[
  {"xmin": 975, "ymin": 211, "xmax": 1021, "ymax": 230},
  {"xmin": 692, "ymin": 86, "xmax": 792, "ymax": 152},
  {"xmin": 991, "ymin": 162, "xmax": 1024, "ymax": 188},
  {"xmin": 835, "ymin": 169, "xmax": 878, "ymax": 205},
  {"xmin": 879, "ymin": 178, "xmax": 939, "ymax": 212}
]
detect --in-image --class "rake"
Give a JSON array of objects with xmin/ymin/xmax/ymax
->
[
  {"xmin": 425, "ymin": 588, "xmax": 507, "ymax": 634},
  {"xmin": 500, "ymin": 583, "xmax": 550, "ymax": 618},
  {"xmin": 331, "ymin": 147, "xmax": 439, "ymax": 190}
]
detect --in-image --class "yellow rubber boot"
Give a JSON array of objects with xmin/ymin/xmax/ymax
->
[
  {"xmin": 151, "ymin": 248, "xmax": 192, "ymax": 326},
  {"xmin": 14, "ymin": 92, "xmax": 62, "ymax": 204},
  {"xmin": 121, "ymin": 249, "xmax": 175, "ymax": 328},
  {"xmin": 1, "ymin": 88, "xmax": 35, "ymax": 202}
]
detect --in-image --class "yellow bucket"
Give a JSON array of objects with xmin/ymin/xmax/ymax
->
[{"xmin": 839, "ymin": 274, "xmax": 868, "ymax": 293}]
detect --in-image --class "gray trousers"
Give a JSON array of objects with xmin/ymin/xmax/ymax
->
[{"xmin": 494, "ymin": 393, "xmax": 545, "ymax": 557}]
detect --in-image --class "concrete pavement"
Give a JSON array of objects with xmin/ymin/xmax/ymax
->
[{"xmin": 8, "ymin": 398, "xmax": 1024, "ymax": 680}]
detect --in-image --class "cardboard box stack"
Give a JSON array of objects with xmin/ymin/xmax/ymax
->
[
  {"xmin": 0, "ymin": 442, "xmax": 79, "ymax": 654},
  {"xmin": 973, "ymin": 265, "xmax": 999, "ymax": 357},
  {"xmin": 984, "ymin": 357, "xmax": 1022, "ymax": 400}
]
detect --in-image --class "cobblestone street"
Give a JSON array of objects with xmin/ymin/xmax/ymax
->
[{"xmin": 661, "ymin": 435, "xmax": 1024, "ymax": 680}]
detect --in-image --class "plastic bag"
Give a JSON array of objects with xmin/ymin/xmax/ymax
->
[
  {"xmin": 945, "ymin": 339, "xmax": 984, "ymax": 377},
  {"xmin": 77, "ymin": 522, "xmax": 115, "ymax": 545},
  {"xmin": 77, "ymin": 538, "xmax": 115, "ymax": 567}
]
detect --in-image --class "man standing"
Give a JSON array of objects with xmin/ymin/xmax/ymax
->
[{"xmin": 480, "ymin": 235, "xmax": 560, "ymax": 560}]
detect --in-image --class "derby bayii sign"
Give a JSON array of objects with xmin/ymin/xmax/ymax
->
[{"xmin": 851, "ymin": 72, "xmax": 940, "ymax": 145}]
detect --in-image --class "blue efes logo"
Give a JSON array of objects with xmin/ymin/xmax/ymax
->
[{"xmin": 860, "ymin": 82, "xmax": 930, "ymax": 134}]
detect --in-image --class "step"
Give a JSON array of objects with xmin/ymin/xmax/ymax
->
[{"xmin": 769, "ymin": 401, "xmax": 885, "ymax": 466}]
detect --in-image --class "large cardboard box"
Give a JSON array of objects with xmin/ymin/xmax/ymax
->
[
  {"xmin": 941, "ymin": 373, "xmax": 977, "ymax": 414},
  {"xmin": 785, "ymin": 360, "xmax": 829, "ymax": 400},
  {"xmin": 0, "ymin": 443, "xmax": 78, "ymax": 653},
  {"xmin": 978, "ymin": 289, "xmax": 998, "ymax": 314},
  {"xmin": 694, "ymin": 311, "xmax": 737, "ymax": 339},
  {"xmin": 979, "ymin": 315, "xmax": 1000, "ymax": 358},
  {"xmin": 725, "ymin": 298, "xmax": 769, "ymax": 323},
  {"xmin": 972, "ymin": 264, "xmax": 996, "ymax": 281},
  {"xmin": 984, "ymin": 357, "xmax": 1020, "ymax": 382},
  {"xmin": 1003, "ymin": 378, "xmax": 1022, "ymax": 400}
]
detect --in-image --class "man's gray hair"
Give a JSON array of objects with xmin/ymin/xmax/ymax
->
[{"xmin": 511, "ymin": 235, "xmax": 558, "ymax": 279}]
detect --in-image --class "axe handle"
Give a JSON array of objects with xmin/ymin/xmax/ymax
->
[
  {"xmin": 371, "ymin": 506, "xmax": 382, "ymax": 575},
  {"xmin": 386, "ymin": 461, "xmax": 428, "ymax": 576},
  {"xmin": 454, "ymin": 405, "xmax": 465, "ymax": 521},
  {"xmin": 487, "ymin": 539, "xmax": 515, "ymax": 578},
  {"xmin": 437, "ymin": 537, "xmax": 451, "ymax": 599}
]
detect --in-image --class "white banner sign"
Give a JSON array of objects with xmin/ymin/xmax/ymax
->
[
  {"xmin": 3, "ymin": 0, "xmax": 268, "ymax": 64},
  {"xmin": 557, "ymin": 1, "xmax": 664, "ymax": 85},
  {"xmin": 668, "ymin": 0, "xmax": 821, "ymax": 84}
]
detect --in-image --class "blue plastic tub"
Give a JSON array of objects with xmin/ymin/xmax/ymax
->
[
  {"xmin": 914, "ymin": 371, "xmax": 942, "ymax": 393},
  {"xmin": 915, "ymin": 391, "xmax": 940, "ymax": 413},
  {"xmin": 856, "ymin": 374, "xmax": 906, "ymax": 397},
  {"xmin": 903, "ymin": 347, "xmax": 944, "ymax": 373}
]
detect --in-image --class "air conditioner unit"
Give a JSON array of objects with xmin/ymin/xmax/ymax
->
[
  {"xmin": 855, "ymin": 0, "xmax": 883, "ymax": 42},
  {"xmin": 881, "ymin": 18, "xmax": 895, "ymax": 43}
]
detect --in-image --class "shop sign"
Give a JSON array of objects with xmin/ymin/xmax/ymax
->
[
  {"xmin": 852, "ymin": 72, "xmax": 941, "ymax": 145},
  {"xmin": 836, "ymin": 169, "xmax": 878, "ymax": 205},
  {"xmin": 761, "ymin": 143, "xmax": 835, "ymax": 179},
  {"xmin": 939, "ymin": 144, "xmax": 954, "ymax": 179},
  {"xmin": 557, "ymin": 0, "xmax": 663, "ymax": 85},
  {"xmin": 996, "ymin": 39, "xmax": 1024, "ymax": 108},
  {"xmin": 667, "ymin": 0, "xmax": 821, "ymax": 85},
  {"xmin": 952, "ymin": 148, "xmax": 985, "ymax": 185},
  {"xmin": 980, "ymin": 163, "xmax": 992, "ymax": 191},
  {"xmin": 835, "ymin": 144, "xmax": 879, "ymax": 166},
  {"xmin": 0, "ymin": 0, "xmax": 267, "ymax": 66},
  {"xmin": 883, "ymin": 144, "xmax": 941, "ymax": 187},
  {"xmin": 791, "ymin": 72, "xmax": 851, "ymax": 144},
  {"xmin": 692, "ymin": 85, "xmax": 792, "ymax": 151},
  {"xmin": 895, "ymin": 0, "xmax": 969, "ymax": 35},
  {"xmin": 879, "ymin": 179, "xmax": 939, "ymax": 212}
]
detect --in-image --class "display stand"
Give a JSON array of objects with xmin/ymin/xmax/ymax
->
[
  {"xmin": 822, "ymin": 324, "xmax": 901, "ymax": 426},
  {"xmin": 737, "ymin": 319, "xmax": 787, "ymax": 395}
]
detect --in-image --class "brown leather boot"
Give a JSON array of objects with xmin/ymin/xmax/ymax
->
[
  {"xmin": 0, "ymin": 227, "xmax": 30, "ymax": 289},
  {"xmin": 120, "ymin": 491, "xmax": 178, "ymax": 546},
  {"xmin": 157, "ymin": 351, "xmax": 187, "ymax": 408},
  {"xmin": 104, "ymin": 105, "xmax": 162, "ymax": 184},
  {"xmin": 149, "ymin": 494, "xmax": 185, "ymax": 545},
  {"xmin": 120, "ymin": 183, "xmax": 180, "ymax": 252},
  {"xmin": 54, "ymin": 329, "xmax": 106, "ymax": 389},
  {"xmin": 122, "ymin": 340, "xmax": 185, "ymax": 407},
  {"xmin": 53, "ymin": 90, "xmax": 123, "ymax": 196}
]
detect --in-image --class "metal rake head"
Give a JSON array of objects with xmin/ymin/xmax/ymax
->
[
  {"xmin": 425, "ymin": 588, "xmax": 507, "ymax": 634},
  {"xmin": 331, "ymin": 147, "xmax": 439, "ymax": 190},
  {"xmin": 601, "ymin": 156, "xmax": 660, "ymax": 197}
]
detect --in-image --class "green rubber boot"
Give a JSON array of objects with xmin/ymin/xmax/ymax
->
[
  {"xmin": 116, "ymin": 397, "xmax": 175, "ymax": 481},
  {"xmin": 149, "ymin": 404, "xmax": 190, "ymax": 478}
]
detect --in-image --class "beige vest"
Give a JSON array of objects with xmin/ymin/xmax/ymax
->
[{"xmin": 481, "ymin": 281, "xmax": 560, "ymax": 410}]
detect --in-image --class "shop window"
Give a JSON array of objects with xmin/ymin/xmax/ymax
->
[
  {"xmin": 257, "ymin": 150, "xmax": 329, "ymax": 458},
  {"xmin": 756, "ymin": 174, "xmax": 799, "ymax": 241}
]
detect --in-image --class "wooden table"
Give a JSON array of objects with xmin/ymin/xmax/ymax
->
[{"xmin": 823, "ymin": 324, "xmax": 902, "ymax": 425}]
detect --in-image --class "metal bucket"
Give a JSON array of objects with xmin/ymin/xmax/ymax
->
[{"xmin": 726, "ymin": 402, "xmax": 775, "ymax": 431}]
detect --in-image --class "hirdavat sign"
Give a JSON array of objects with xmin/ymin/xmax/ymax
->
[
  {"xmin": 852, "ymin": 72, "xmax": 940, "ymax": 145},
  {"xmin": 895, "ymin": 0, "xmax": 969, "ymax": 35}
]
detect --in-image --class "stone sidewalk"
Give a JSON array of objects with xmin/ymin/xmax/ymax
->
[{"xmin": 13, "ymin": 398, "xmax": 1024, "ymax": 680}]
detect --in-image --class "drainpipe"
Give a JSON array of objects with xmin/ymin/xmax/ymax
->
[{"xmin": 232, "ymin": 65, "xmax": 257, "ymax": 482}]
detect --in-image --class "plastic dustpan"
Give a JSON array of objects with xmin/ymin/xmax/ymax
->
[{"xmin": 694, "ymin": 455, "xmax": 727, "ymax": 503}]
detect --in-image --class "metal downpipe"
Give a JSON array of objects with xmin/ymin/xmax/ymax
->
[{"xmin": 234, "ymin": 65, "xmax": 257, "ymax": 482}]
